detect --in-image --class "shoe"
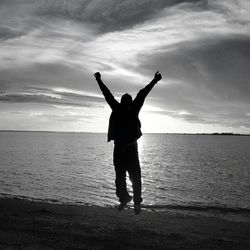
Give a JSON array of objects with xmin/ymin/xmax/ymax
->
[
  {"xmin": 117, "ymin": 196, "xmax": 132, "ymax": 211},
  {"xmin": 134, "ymin": 203, "xmax": 141, "ymax": 215}
]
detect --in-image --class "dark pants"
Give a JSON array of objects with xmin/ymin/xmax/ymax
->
[{"xmin": 113, "ymin": 142, "xmax": 142, "ymax": 205}]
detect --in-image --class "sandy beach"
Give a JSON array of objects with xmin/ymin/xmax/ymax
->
[{"xmin": 0, "ymin": 198, "xmax": 250, "ymax": 249}]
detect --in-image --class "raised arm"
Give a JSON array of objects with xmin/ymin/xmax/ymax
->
[
  {"xmin": 94, "ymin": 72, "xmax": 119, "ymax": 110},
  {"xmin": 133, "ymin": 71, "xmax": 162, "ymax": 111}
]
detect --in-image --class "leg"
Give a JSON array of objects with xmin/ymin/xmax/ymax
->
[
  {"xmin": 115, "ymin": 167, "xmax": 130, "ymax": 202},
  {"xmin": 128, "ymin": 165, "xmax": 142, "ymax": 205},
  {"xmin": 113, "ymin": 147, "xmax": 130, "ymax": 203},
  {"xmin": 126, "ymin": 144, "xmax": 143, "ymax": 205}
]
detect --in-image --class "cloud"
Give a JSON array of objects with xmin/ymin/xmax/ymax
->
[
  {"xmin": 139, "ymin": 35, "xmax": 250, "ymax": 96},
  {"xmin": 140, "ymin": 35, "xmax": 250, "ymax": 101},
  {"xmin": 208, "ymin": 0, "xmax": 250, "ymax": 26},
  {"xmin": 0, "ymin": 0, "xmax": 204, "ymax": 41},
  {"xmin": 0, "ymin": 62, "xmax": 96, "ymax": 92},
  {"xmin": 31, "ymin": 112, "xmax": 98, "ymax": 122},
  {"xmin": 136, "ymin": 35, "xmax": 250, "ymax": 128},
  {"xmin": 76, "ymin": 0, "xmax": 250, "ymax": 84},
  {"xmin": 0, "ymin": 26, "xmax": 24, "ymax": 41},
  {"xmin": 36, "ymin": 0, "xmax": 203, "ymax": 34},
  {"xmin": 0, "ymin": 87, "xmax": 104, "ymax": 107}
]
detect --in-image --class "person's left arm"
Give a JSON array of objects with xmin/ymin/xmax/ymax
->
[{"xmin": 133, "ymin": 71, "xmax": 162, "ymax": 111}]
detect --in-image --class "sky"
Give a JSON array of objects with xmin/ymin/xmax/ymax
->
[{"xmin": 0, "ymin": 0, "xmax": 250, "ymax": 133}]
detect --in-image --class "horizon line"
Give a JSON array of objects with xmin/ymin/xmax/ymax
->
[{"xmin": 0, "ymin": 130, "xmax": 249, "ymax": 136}]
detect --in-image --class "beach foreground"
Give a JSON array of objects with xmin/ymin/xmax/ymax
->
[{"xmin": 0, "ymin": 198, "xmax": 250, "ymax": 250}]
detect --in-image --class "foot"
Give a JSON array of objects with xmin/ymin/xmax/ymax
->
[
  {"xmin": 134, "ymin": 203, "xmax": 141, "ymax": 215},
  {"xmin": 117, "ymin": 196, "xmax": 132, "ymax": 211}
]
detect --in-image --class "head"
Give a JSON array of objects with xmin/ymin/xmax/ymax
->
[{"xmin": 120, "ymin": 93, "xmax": 132, "ymax": 106}]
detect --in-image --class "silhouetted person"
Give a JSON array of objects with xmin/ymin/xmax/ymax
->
[{"xmin": 94, "ymin": 71, "xmax": 162, "ymax": 214}]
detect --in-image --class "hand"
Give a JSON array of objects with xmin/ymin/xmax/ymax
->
[
  {"xmin": 154, "ymin": 71, "xmax": 162, "ymax": 82},
  {"xmin": 94, "ymin": 72, "xmax": 101, "ymax": 80}
]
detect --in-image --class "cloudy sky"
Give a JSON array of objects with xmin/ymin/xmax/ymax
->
[{"xmin": 0, "ymin": 0, "xmax": 250, "ymax": 133}]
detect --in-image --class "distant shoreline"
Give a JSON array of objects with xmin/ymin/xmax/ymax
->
[{"xmin": 0, "ymin": 130, "xmax": 249, "ymax": 136}]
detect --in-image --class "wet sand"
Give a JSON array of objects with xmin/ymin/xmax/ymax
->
[{"xmin": 0, "ymin": 198, "xmax": 250, "ymax": 249}]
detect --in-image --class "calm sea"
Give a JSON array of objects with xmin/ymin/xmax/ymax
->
[{"xmin": 0, "ymin": 132, "xmax": 250, "ymax": 217}]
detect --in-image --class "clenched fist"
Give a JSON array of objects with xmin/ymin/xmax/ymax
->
[
  {"xmin": 94, "ymin": 72, "xmax": 101, "ymax": 80},
  {"xmin": 154, "ymin": 71, "xmax": 162, "ymax": 82}
]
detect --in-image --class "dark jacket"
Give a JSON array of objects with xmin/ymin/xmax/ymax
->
[{"xmin": 97, "ymin": 78, "xmax": 157, "ymax": 144}]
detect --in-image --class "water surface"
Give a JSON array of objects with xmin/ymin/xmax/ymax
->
[{"xmin": 1, "ymin": 132, "xmax": 249, "ymax": 216}]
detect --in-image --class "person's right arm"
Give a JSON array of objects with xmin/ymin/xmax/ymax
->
[{"xmin": 94, "ymin": 72, "xmax": 119, "ymax": 110}]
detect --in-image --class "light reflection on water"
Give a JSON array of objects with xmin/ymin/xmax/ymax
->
[
  {"xmin": 0, "ymin": 132, "xmax": 250, "ymax": 212},
  {"xmin": 139, "ymin": 134, "xmax": 250, "ymax": 209}
]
